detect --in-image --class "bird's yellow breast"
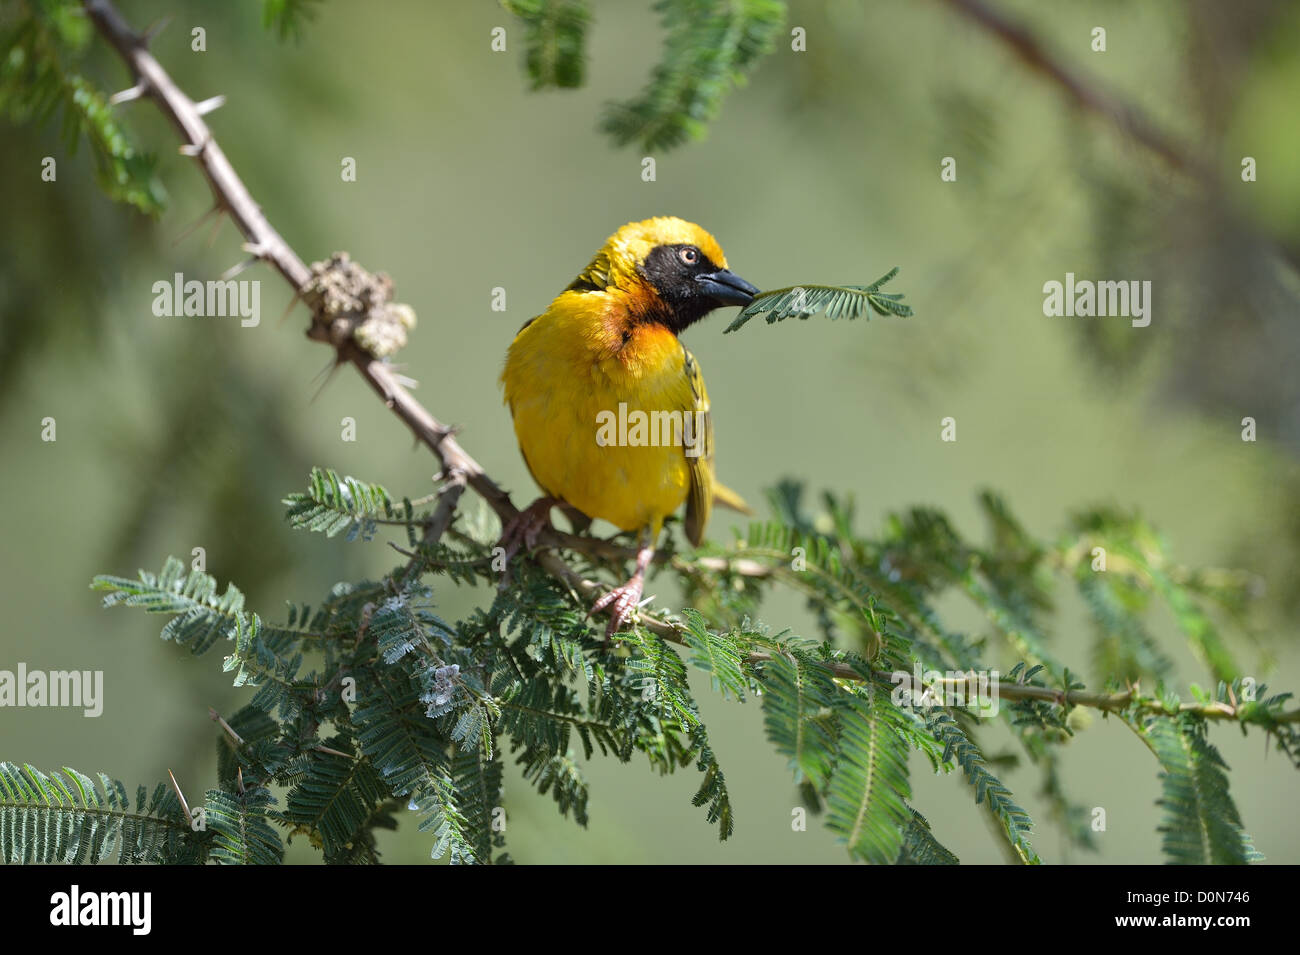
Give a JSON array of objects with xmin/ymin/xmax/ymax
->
[{"xmin": 502, "ymin": 290, "xmax": 696, "ymax": 537}]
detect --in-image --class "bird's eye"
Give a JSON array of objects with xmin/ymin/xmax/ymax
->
[{"xmin": 678, "ymin": 247, "xmax": 699, "ymax": 266}]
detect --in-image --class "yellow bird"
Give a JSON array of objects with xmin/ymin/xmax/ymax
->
[{"xmin": 500, "ymin": 216, "xmax": 756, "ymax": 635}]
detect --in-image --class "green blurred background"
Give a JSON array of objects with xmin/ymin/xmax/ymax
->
[{"xmin": 3, "ymin": 0, "xmax": 1299, "ymax": 863}]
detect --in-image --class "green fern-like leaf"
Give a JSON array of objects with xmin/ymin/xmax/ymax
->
[
  {"xmin": 503, "ymin": 0, "xmax": 589, "ymax": 89},
  {"xmin": 759, "ymin": 653, "xmax": 838, "ymax": 790},
  {"xmin": 897, "ymin": 808, "xmax": 960, "ymax": 865},
  {"xmin": 690, "ymin": 732, "xmax": 734, "ymax": 839},
  {"xmin": 1068, "ymin": 508, "xmax": 1241, "ymax": 682},
  {"xmin": 1138, "ymin": 713, "xmax": 1262, "ymax": 865},
  {"xmin": 519, "ymin": 752, "xmax": 589, "ymax": 826},
  {"xmin": 368, "ymin": 593, "xmax": 456, "ymax": 667},
  {"xmin": 216, "ymin": 704, "xmax": 285, "ymax": 790},
  {"xmin": 284, "ymin": 742, "xmax": 390, "ymax": 863},
  {"xmin": 823, "ymin": 682, "xmax": 913, "ymax": 864},
  {"xmin": 620, "ymin": 629, "xmax": 702, "ymax": 733},
  {"xmin": 222, "ymin": 612, "xmax": 307, "ymax": 719},
  {"xmin": 0, "ymin": 763, "xmax": 201, "ymax": 864},
  {"xmin": 498, "ymin": 676, "xmax": 620, "ymax": 761},
  {"xmin": 680, "ymin": 609, "xmax": 748, "ymax": 701},
  {"xmin": 92, "ymin": 556, "xmax": 246, "ymax": 655},
  {"xmin": 353, "ymin": 669, "xmax": 447, "ymax": 798},
  {"xmin": 925, "ymin": 710, "xmax": 1040, "ymax": 863},
  {"xmin": 613, "ymin": 629, "xmax": 734, "ymax": 838},
  {"xmin": 600, "ymin": 0, "xmax": 783, "ymax": 151},
  {"xmin": 352, "ymin": 668, "xmax": 475, "ymax": 862},
  {"xmin": 411, "ymin": 773, "xmax": 476, "ymax": 865},
  {"xmin": 1075, "ymin": 568, "xmax": 1173, "ymax": 682},
  {"xmin": 451, "ymin": 740, "xmax": 505, "ymax": 863},
  {"xmin": 329, "ymin": 801, "xmax": 401, "ymax": 865},
  {"xmin": 261, "ymin": 0, "xmax": 323, "ymax": 41},
  {"xmin": 725, "ymin": 269, "xmax": 913, "ymax": 333},
  {"xmin": 204, "ymin": 785, "xmax": 284, "ymax": 865},
  {"xmin": 0, "ymin": 4, "xmax": 165, "ymax": 213},
  {"xmin": 1145, "ymin": 567, "xmax": 1240, "ymax": 684},
  {"xmin": 283, "ymin": 467, "xmax": 395, "ymax": 541}
]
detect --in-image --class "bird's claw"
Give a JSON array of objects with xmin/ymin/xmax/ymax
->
[{"xmin": 590, "ymin": 574, "xmax": 646, "ymax": 639}]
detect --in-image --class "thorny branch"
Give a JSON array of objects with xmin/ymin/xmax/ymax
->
[
  {"xmin": 939, "ymin": 0, "xmax": 1205, "ymax": 178},
  {"xmin": 81, "ymin": 0, "xmax": 1299, "ymax": 728},
  {"xmin": 82, "ymin": 0, "xmax": 668, "ymax": 632},
  {"xmin": 939, "ymin": 0, "xmax": 1300, "ymax": 271}
]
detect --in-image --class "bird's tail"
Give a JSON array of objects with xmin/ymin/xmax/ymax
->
[{"xmin": 713, "ymin": 481, "xmax": 752, "ymax": 515}]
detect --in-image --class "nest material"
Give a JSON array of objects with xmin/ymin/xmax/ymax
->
[{"xmin": 305, "ymin": 252, "xmax": 416, "ymax": 358}]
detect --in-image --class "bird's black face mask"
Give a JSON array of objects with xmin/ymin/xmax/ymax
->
[{"xmin": 639, "ymin": 244, "xmax": 759, "ymax": 332}]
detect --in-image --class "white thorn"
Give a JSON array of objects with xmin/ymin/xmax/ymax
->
[
  {"xmin": 194, "ymin": 94, "xmax": 226, "ymax": 116},
  {"xmin": 109, "ymin": 83, "xmax": 146, "ymax": 105},
  {"xmin": 220, "ymin": 257, "xmax": 258, "ymax": 281},
  {"xmin": 178, "ymin": 143, "xmax": 204, "ymax": 157}
]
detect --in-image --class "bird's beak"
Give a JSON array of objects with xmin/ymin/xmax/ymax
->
[{"xmin": 695, "ymin": 269, "xmax": 759, "ymax": 306}]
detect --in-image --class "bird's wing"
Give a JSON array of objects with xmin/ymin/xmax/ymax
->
[
  {"xmin": 682, "ymin": 345, "xmax": 752, "ymax": 546},
  {"xmin": 682, "ymin": 345, "xmax": 715, "ymax": 547}
]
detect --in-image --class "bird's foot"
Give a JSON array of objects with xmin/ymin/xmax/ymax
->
[
  {"xmin": 589, "ymin": 544, "xmax": 656, "ymax": 640},
  {"xmin": 590, "ymin": 573, "xmax": 646, "ymax": 639},
  {"xmin": 497, "ymin": 496, "xmax": 558, "ymax": 589}
]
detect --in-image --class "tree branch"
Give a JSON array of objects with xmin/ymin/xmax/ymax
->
[
  {"xmin": 81, "ymin": 0, "xmax": 1300, "ymax": 732},
  {"xmin": 83, "ymin": 0, "xmax": 519, "ymax": 527},
  {"xmin": 85, "ymin": 0, "xmax": 310, "ymax": 290},
  {"xmin": 936, "ymin": 0, "xmax": 1209, "ymax": 179},
  {"xmin": 81, "ymin": 0, "xmax": 710, "ymax": 653},
  {"xmin": 937, "ymin": 0, "xmax": 1300, "ymax": 272}
]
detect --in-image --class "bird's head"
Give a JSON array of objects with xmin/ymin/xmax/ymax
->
[{"xmin": 568, "ymin": 217, "xmax": 759, "ymax": 334}]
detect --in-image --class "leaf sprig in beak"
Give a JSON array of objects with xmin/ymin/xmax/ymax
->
[{"xmin": 724, "ymin": 267, "xmax": 913, "ymax": 333}]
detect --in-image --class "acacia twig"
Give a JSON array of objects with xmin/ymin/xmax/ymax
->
[
  {"xmin": 937, "ymin": 0, "xmax": 1300, "ymax": 272},
  {"xmin": 81, "ymin": 0, "xmax": 1300, "ymax": 731},
  {"xmin": 937, "ymin": 0, "xmax": 1209, "ymax": 180},
  {"xmin": 83, "ymin": 0, "xmax": 745, "ymax": 649},
  {"xmin": 84, "ymin": 0, "xmax": 520, "ymax": 525}
]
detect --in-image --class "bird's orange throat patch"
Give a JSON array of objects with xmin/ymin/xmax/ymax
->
[{"xmin": 610, "ymin": 315, "xmax": 683, "ymax": 371}]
